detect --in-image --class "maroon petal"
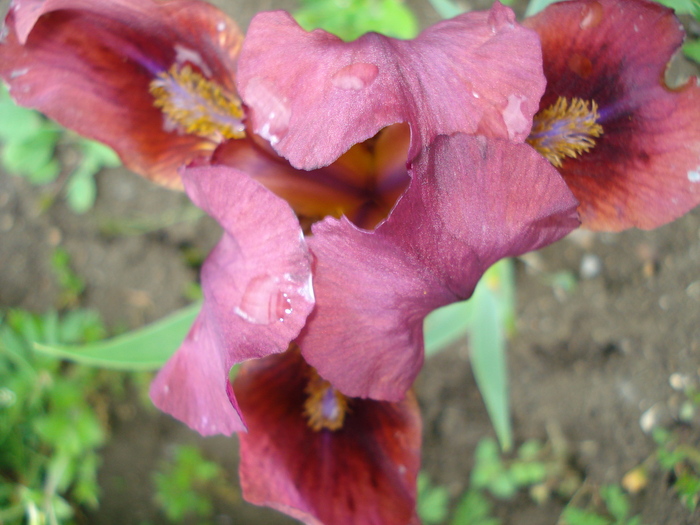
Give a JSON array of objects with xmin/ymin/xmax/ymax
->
[
  {"xmin": 525, "ymin": 0, "xmax": 700, "ymax": 231},
  {"xmin": 236, "ymin": 350, "xmax": 421, "ymax": 525},
  {"xmin": 237, "ymin": 5, "xmax": 545, "ymax": 170},
  {"xmin": 0, "ymin": 0, "xmax": 242, "ymax": 188},
  {"xmin": 300, "ymin": 135, "xmax": 579, "ymax": 400},
  {"xmin": 150, "ymin": 165, "xmax": 314, "ymax": 435}
]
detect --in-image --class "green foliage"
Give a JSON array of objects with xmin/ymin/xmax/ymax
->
[
  {"xmin": 0, "ymin": 308, "xmax": 110, "ymax": 524},
  {"xmin": 34, "ymin": 301, "xmax": 201, "ymax": 370},
  {"xmin": 471, "ymin": 438, "xmax": 548, "ymax": 499},
  {"xmin": 652, "ymin": 418, "xmax": 700, "ymax": 511},
  {"xmin": 50, "ymin": 247, "xmax": 86, "ymax": 307},
  {"xmin": 0, "ymin": 84, "xmax": 120, "ymax": 214},
  {"xmin": 417, "ymin": 472, "xmax": 450, "ymax": 524},
  {"xmin": 684, "ymin": 38, "xmax": 700, "ymax": 63},
  {"xmin": 451, "ymin": 490, "xmax": 500, "ymax": 525},
  {"xmin": 561, "ymin": 485, "xmax": 642, "ymax": 525},
  {"xmin": 425, "ymin": 259, "xmax": 516, "ymax": 451},
  {"xmin": 153, "ymin": 445, "xmax": 227, "ymax": 522},
  {"xmin": 294, "ymin": 0, "xmax": 418, "ymax": 41}
]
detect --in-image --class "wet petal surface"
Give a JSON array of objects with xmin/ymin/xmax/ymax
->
[{"xmin": 0, "ymin": 0, "xmax": 242, "ymax": 187}]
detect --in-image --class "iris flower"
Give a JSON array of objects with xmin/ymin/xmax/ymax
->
[
  {"xmin": 151, "ymin": 133, "xmax": 577, "ymax": 523},
  {"xmin": 0, "ymin": 0, "xmax": 244, "ymax": 188},
  {"xmin": 524, "ymin": 0, "xmax": 700, "ymax": 231},
  {"xmin": 234, "ymin": 348, "xmax": 421, "ymax": 525}
]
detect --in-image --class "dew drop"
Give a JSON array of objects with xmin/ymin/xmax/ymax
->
[
  {"xmin": 332, "ymin": 63, "xmax": 379, "ymax": 91},
  {"xmin": 579, "ymin": 1, "xmax": 603, "ymax": 29},
  {"xmin": 235, "ymin": 274, "xmax": 301, "ymax": 325},
  {"xmin": 502, "ymin": 94, "xmax": 529, "ymax": 140},
  {"xmin": 10, "ymin": 68, "xmax": 28, "ymax": 79},
  {"xmin": 245, "ymin": 77, "xmax": 291, "ymax": 145},
  {"xmin": 688, "ymin": 168, "xmax": 700, "ymax": 183}
]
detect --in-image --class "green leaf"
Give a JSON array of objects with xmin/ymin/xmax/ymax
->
[
  {"xmin": 65, "ymin": 168, "xmax": 97, "ymax": 214},
  {"xmin": 1, "ymin": 128, "xmax": 61, "ymax": 182},
  {"xmin": 33, "ymin": 302, "xmax": 201, "ymax": 370},
  {"xmin": 684, "ymin": 39, "xmax": 700, "ymax": 63},
  {"xmin": 0, "ymin": 86, "xmax": 45, "ymax": 143},
  {"xmin": 469, "ymin": 282, "xmax": 512, "ymax": 452},
  {"xmin": 525, "ymin": 0, "xmax": 564, "ymax": 16},
  {"xmin": 452, "ymin": 490, "xmax": 501, "ymax": 525},
  {"xmin": 561, "ymin": 506, "xmax": 612, "ymax": 525},
  {"xmin": 416, "ymin": 472, "xmax": 450, "ymax": 524},
  {"xmin": 424, "ymin": 299, "xmax": 473, "ymax": 356},
  {"xmin": 599, "ymin": 485, "xmax": 629, "ymax": 521},
  {"xmin": 653, "ymin": 0, "xmax": 699, "ymax": 15},
  {"xmin": 294, "ymin": 0, "xmax": 419, "ymax": 41},
  {"xmin": 426, "ymin": 0, "xmax": 465, "ymax": 19}
]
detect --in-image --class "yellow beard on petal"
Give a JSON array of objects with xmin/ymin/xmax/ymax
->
[
  {"xmin": 150, "ymin": 64, "xmax": 245, "ymax": 143},
  {"xmin": 303, "ymin": 369, "xmax": 350, "ymax": 432},
  {"xmin": 527, "ymin": 97, "xmax": 604, "ymax": 168}
]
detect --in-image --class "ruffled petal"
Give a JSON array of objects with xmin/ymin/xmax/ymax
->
[
  {"xmin": 236, "ymin": 350, "xmax": 421, "ymax": 525},
  {"xmin": 525, "ymin": 0, "xmax": 700, "ymax": 231},
  {"xmin": 300, "ymin": 134, "xmax": 579, "ymax": 400},
  {"xmin": 150, "ymin": 165, "xmax": 314, "ymax": 435},
  {"xmin": 237, "ymin": 4, "xmax": 545, "ymax": 170},
  {"xmin": 0, "ymin": 0, "xmax": 242, "ymax": 187}
]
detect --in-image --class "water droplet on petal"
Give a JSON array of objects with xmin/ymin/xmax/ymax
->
[
  {"xmin": 579, "ymin": 1, "xmax": 603, "ymax": 29},
  {"xmin": 502, "ymin": 94, "xmax": 529, "ymax": 140},
  {"xmin": 234, "ymin": 273, "xmax": 310, "ymax": 325},
  {"xmin": 10, "ymin": 68, "xmax": 28, "ymax": 79},
  {"xmin": 244, "ymin": 77, "xmax": 291, "ymax": 145},
  {"xmin": 332, "ymin": 63, "xmax": 379, "ymax": 91},
  {"xmin": 688, "ymin": 168, "xmax": 700, "ymax": 183}
]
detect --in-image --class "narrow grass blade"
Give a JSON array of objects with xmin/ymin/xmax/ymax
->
[{"xmin": 33, "ymin": 302, "xmax": 201, "ymax": 370}]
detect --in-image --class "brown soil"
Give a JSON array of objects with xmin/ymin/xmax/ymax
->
[{"xmin": 1, "ymin": 0, "xmax": 699, "ymax": 524}]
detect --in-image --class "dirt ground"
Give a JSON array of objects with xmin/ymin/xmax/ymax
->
[{"xmin": 1, "ymin": 0, "xmax": 699, "ymax": 523}]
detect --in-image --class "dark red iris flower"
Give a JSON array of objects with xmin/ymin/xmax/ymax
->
[
  {"xmin": 0, "ymin": 0, "xmax": 244, "ymax": 187},
  {"xmin": 524, "ymin": 0, "xmax": 700, "ymax": 231},
  {"xmin": 234, "ymin": 349, "xmax": 422, "ymax": 525}
]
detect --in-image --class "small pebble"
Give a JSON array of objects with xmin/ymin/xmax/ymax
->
[
  {"xmin": 686, "ymin": 281, "xmax": 700, "ymax": 301},
  {"xmin": 639, "ymin": 403, "xmax": 672, "ymax": 433},
  {"xmin": 580, "ymin": 253, "xmax": 602, "ymax": 279}
]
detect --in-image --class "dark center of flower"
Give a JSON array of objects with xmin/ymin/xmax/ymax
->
[
  {"xmin": 150, "ymin": 64, "xmax": 245, "ymax": 143},
  {"xmin": 527, "ymin": 97, "xmax": 603, "ymax": 168},
  {"xmin": 303, "ymin": 369, "xmax": 349, "ymax": 432}
]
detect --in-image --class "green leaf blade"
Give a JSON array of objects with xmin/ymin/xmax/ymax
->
[{"xmin": 33, "ymin": 302, "xmax": 201, "ymax": 370}]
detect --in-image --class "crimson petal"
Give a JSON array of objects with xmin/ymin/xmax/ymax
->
[
  {"xmin": 524, "ymin": 0, "xmax": 700, "ymax": 231},
  {"xmin": 300, "ymin": 134, "xmax": 579, "ymax": 400},
  {"xmin": 236, "ymin": 350, "xmax": 421, "ymax": 525},
  {"xmin": 237, "ymin": 4, "xmax": 545, "ymax": 170},
  {"xmin": 150, "ymin": 165, "xmax": 314, "ymax": 435},
  {"xmin": 0, "ymin": 0, "xmax": 242, "ymax": 187}
]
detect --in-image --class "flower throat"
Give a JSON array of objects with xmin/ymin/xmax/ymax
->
[
  {"xmin": 527, "ymin": 96, "xmax": 603, "ymax": 167},
  {"xmin": 303, "ymin": 369, "xmax": 349, "ymax": 432}
]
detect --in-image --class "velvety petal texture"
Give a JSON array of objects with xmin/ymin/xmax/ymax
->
[
  {"xmin": 237, "ymin": 4, "xmax": 546, "ymax": 170},
  {"xmin": 236, "ymin": 350, "xmax": 421, "ymax": 525},
  {"xmin": 150, "ymin": 165, "xmax": 314, "ymax": 435},
  {"xmin": 525, "ymin": 0, "xmax": 700, "ymax": 231},
  {"xmin": 0, "ymin": 0, "xmax": 242, "ymax": 187},
  {"xmin": 300, "ymin": 134, "xmax": 580, "ymax": 400}
]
